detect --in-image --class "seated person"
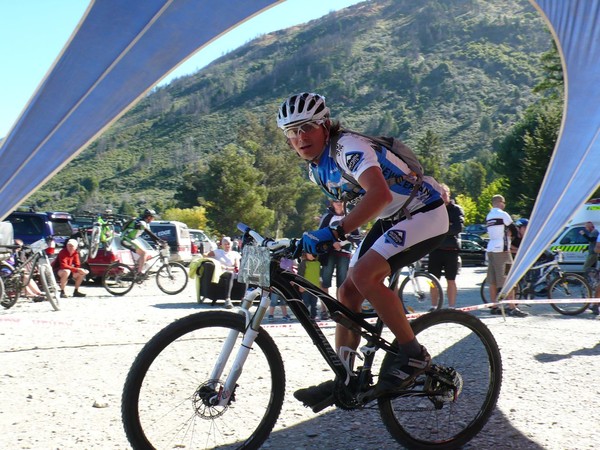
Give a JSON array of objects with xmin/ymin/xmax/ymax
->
[
  {"xmin": 207, "ymin": 236, "xmax": 241, "ymax": 309},
  {"xmin": 55, "ymin": 239, "xmax": 89, "ymax": 298}
]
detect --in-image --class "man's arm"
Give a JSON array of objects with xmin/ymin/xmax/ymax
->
[{"xmin": 595, "ymin": 240, "xmax": 600, "ymax": 254}]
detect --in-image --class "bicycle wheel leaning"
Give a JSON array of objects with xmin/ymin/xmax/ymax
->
[
  {"xmin": 1, "ymin": 265, "xmax": 20, "ymax": 309},
  {"xmin": 378, "ymin": 309, "xmax": 502, "ymax": 450},
  {"xmin": 39, "ymin": 263, "xmax": 60, "ymax": 311},
  {"xmin": 155, "ymin": 262, "xmax": 188, "ymax": 295},
  {"xmin": 122, "ymin": 311, "xmax": 285, "ymax": 450},
  {"xmin": 548, "ymin": 273, "xmax": 591, "ymax": 316},
  {"xmin": 396, "ymin": 271, "xmax": 444, "ymax": 314},
  {"xmin": 89, "ymin": 225, "xmax": 101, "ymax": 259},
  {"xmin": 102, "ymin": 263, "xmax": 135, "ymax": 296}
]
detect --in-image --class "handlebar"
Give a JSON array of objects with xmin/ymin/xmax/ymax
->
[{"xmin": 237, "ymin": 222, "xmax": 297, "ymax": 256}]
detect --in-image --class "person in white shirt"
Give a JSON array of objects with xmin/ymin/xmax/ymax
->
[
  {"xmin": 485, "ymin": 194, "xmax": 527, "ymax": 317},
  {"xmin": 207, "ymin": 236, "xmax": 241, "ymax": 309}
]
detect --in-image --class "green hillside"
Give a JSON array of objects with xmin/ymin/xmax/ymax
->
[{"xmin": 31, "ymin": 0, "xmax": 553, "ymax": 233}]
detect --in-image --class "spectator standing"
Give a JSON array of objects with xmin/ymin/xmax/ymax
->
[
  {"xmin": 427, "ymin": 184, "xmax": 464, "ymax": 308},
  {"xmin": 485, "ymin": 195, "xmax": 526, "ymax": 317},
  {"xmin": 318, "ymin": 200, "xmax": 361, "ymax": 319},
  {"xmin": 268, "ymin": 257, "xmax": 294, "ymax": 322},
  {"xmin": 207, "ymin": 236, "xmax": 241, "ymax": 309},
  {"xmin": 580, "ymin": 222, "xmax": 599, "ymax": 271},
  {"xmin": 55, "ymin": 238, "xmax": 89, "ymax": 298}
]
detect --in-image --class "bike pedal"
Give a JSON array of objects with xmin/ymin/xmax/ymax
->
[{"xmin": 311, "ymin": 395, "xmax": 335, "ymax": 413}]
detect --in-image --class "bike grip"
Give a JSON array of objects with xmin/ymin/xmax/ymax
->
[
  {"xmin": 237, "ymin": 223, "xmax": 250, "ymax": 233},
  {"xmin": 291, "ymin": 240, "xmax": 303, "ymax": 260}
]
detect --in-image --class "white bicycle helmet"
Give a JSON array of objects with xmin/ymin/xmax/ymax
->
[{"xmin": 277, "ymin": 92, "xmax": 330, "ymax": 130}]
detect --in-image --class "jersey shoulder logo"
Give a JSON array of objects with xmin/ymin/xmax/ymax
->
[
  {"xmin": 385, "ymin": 229, "xmax": 406, "ymax": 247},
  {"xmin": 345, "ymin": 151, "xmax": 364, "ymax": 172}
]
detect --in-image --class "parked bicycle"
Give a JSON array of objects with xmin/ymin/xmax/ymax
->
[
  {"xmin": 102, "ymin": 242, "xmax": 188, "ymax": 296},
  {"xmin": 121, "ymin": 223, "xmax": 502, "ymax": 449},
  {"xmin": 0, "ymin": 239, "xmax": 61, "ymax": 311},
  {"xmin": 480, "ymin": 250, "xmax": 591, "ymax": 315},
  {"xmin": 391, "ymin": 262, "xmax": 444, "ymax": 313}
]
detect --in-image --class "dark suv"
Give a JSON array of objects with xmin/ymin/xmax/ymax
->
[{"xmin": 5, "ymin": 210, "xmax": 74, "ymax": 247}]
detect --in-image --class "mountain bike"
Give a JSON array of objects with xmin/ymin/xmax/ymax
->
[
  {"xmin": 122, "ymin": 223, "xmax": 502, "ymax": 450},
  {"xmin": 480, "ymin": 251, "xmax": 591, "ymax": 315},
  {"xmin": 391, "ymin": 263, "xmax": 444, "ymax": 313},
  {"xmin": 101, "ymin": 243, "xmax": 188, "ymax": 296},
  {"xmin": 0, "ymin": 239, "xmax": 61, "ymax": 311}
]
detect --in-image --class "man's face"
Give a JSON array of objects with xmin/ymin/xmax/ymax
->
[{"xmin": 67, "ymin": 243, "xmax": 77, "ymax": 254}]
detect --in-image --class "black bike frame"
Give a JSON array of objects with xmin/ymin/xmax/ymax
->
[{"xmin": 267, "ymin": 261, "xmax": 399, "ymax": 384}]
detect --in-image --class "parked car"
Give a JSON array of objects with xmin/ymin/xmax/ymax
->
[
  {"xmin": 83, "ymin": 236, "xmax": 157, "ymax": 282},
  {"xmin": 464, "ymin": 224, "xmax": 487, "ymax": 235},
  {"xmin": 143, "ymin": 220, "xmax": 193, "ymax": 265},
  {"xmin": 460, "ymin": 232, "xmax": 488, "ymax": 248},
  {"xmin": 420, "ymin": 239, "xmax": 487, "ymax": 270},
  {"xmin": 5, "ymin": 210, "xmax": 73, "ymax": 248},
  {"xmin": 459, "ymin": 239, "xmax": 487, "ymax": 266},
  {"xmin": 188, "ymin": 229, "xmax": 217, "ymax": 255}
]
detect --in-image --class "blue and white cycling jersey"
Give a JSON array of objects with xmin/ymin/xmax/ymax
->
[{"xmin": 309, "ymin": 132, "xmax": 443, "ymax": 219}]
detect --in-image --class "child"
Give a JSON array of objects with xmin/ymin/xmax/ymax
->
[{"xmin": 297, "ymin": 253, "xmax": 321, "ymax": 320}]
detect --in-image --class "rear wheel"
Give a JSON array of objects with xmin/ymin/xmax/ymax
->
[
  {"xmin": 396, "ymin": 271, "xmax": 444, "ymax": 314},
  {"xmin": 156, "ymin": 262, "xmax": 188, "ymax": 295},
  {"xmin": 103, "ymin": 263, "xmax": 135, "ymax": 296},
  {"xmin": 39, "ymin": 264, "xmax": 60, "ymax": 311},
  {"xmin": 549, "ymin": 273, "xmax": 591, "ymax": 315},
  {"xmin": 378, "ymin": 310, "xmax": 502, "ymax": 449}
]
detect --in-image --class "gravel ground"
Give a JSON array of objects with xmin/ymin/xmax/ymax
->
[{"xmin": 1, "ymin": 266, "xmax": 599, "ymax": 449}]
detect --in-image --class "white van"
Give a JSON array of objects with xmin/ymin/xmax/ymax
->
[
  {"xmin": 147, "ymin": 220, "xmax": 193, "ymax": 265},
  {"xmin": 548, "ymin": 199, "xmax": 600, "ymax": 273},
  {"xmin": 188, "ymin": 229, "xmax": 217, "ymax": 255}
]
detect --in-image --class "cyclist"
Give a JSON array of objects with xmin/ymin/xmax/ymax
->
[
  {"xmin": 121, "ymin": 209, "xmax": 165, "ymax": 274},
  {"xmin": 277, "ymin": 92, "xmax": 449, "ymax": 408}
]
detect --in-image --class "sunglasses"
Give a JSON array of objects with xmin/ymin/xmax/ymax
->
[{"xmin": 283, "ymin": 120, "xmax": 325, "ymax": 139}]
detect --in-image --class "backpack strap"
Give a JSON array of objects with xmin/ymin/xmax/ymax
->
[{"xmin": 329, "ymin": 130, "xmax": 424, "ymax": 220}]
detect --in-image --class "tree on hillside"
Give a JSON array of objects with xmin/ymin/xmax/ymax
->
[{"xmin": 415, "ymin": 129, "xmax": 444, "ymax": 180}]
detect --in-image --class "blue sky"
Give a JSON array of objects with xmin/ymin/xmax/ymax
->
[{"xmin": 0, "ymin": 0, "xmax": 363, "ymax": 138}]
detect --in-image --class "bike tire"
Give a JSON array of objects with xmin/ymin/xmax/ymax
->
[
  {"xmin": 480, "ymin": 276, "xmax": 527, "ymax": 304},
  {"xmin": 1, "ymin": 265, "xmax": 20, "ymax": 309},
  {"xmin": 102, "ymin": 263, "xmax": 135, "ymax": 296},
  {"xmin": 378, "ymin": 309, "xmax": 502, "ymax": 449},
  {"xmin": 122, "ymin": 311, "xmax": 285, "ymax": 450},
  {"xmin": 397, "ymin": 272, "xmax": 444, "ymax": 313},
  {"xmin": 89, "ymin": 226, "xmax": 101, "ymax": 259},
  {"xmin": 39, "ymin": 264, "xmax": 60, "ymax": 311},
  {"xmin": 155, "ymin": 262, "xmax": 188, "ymax": 295},
  {"xmin": 548, "ymin": 273, "xmax": 591, "ymax": 316}
]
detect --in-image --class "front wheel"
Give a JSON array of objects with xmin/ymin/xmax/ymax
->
[
  {"xmin": 378, "ymin": 309, "xmax": 503, "ymax": 449},
  {"xmin": 102, "ymin": 263, "xmax": 135, "ymax": 296},
  {"xmin": 122, "ymin": 311, "xmax": 285, "ymax": 450},
  {"xmin": 397, "ymin": 272, "xmax": 444, "ymax": 313},
  {"xmin": 548, "ymin": 273, "xmax": 591, "ymax": 316},
  {"xmin": 39, "ymin": 264, "xmax": 60, "ymax": 311},
  {"xmin": 155, "ymin": 262, "xmax": 188, "ymax": 295},
  {"xmin": 1, "ymin": 264, "xmax": 20, "ymax": 309}
]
